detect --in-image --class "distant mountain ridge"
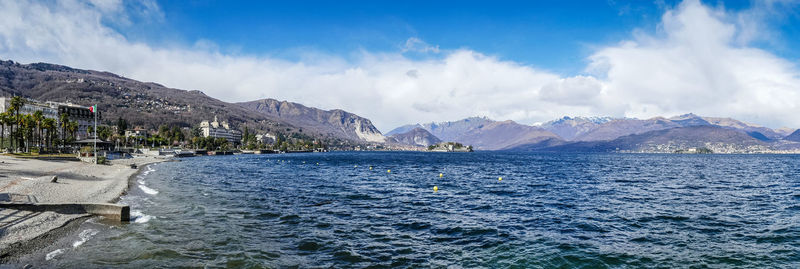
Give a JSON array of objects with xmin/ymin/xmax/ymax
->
[
  {"xmin": 0, "ymin": 59, "xmax": 382, "ymax": 145},
  {"xmin": 0, "ymin": 59, "xmax": 289, "ymax": 131},
  {"xmin": 539, "ymin": 116, "xmax": 615, "ymax": 140},
  {"xmin": 784, "ymin": 129, "xmax": 800, "ymax": 142},
  {"xmin": 238, "ymin": 98, "xmax": 385, "ymax": 143},
  {"xmin": 455, "ymin": 120, "xmax": 562, "ymax": 150},
  {"xmin": 386, "ymin": 117, "xmax": 494, "ymax": 142},
  {"xmin": 386, "ymin": 127, "xmax": 441, "ymax": 147},
  {"xmin": 540, "ymin": 113, "xmax": 787, "ymax": 142},
  {"xmin": 535, "ymin": 125, "xmax": 771, "ymax": 153},
  {"xmin": 392, "ymin": 114, "xmax": 800, "ymax": 153},
  {"xmin": 387, "ymin": 117, "xmax": 561, "ymax": 150}
]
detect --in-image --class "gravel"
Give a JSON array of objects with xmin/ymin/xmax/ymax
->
[{"xmin": 0, "ymin": 154, "xmax": 167, "ymax": 261}]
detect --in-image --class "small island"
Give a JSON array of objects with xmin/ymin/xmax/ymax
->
[{"xmin": 427, "ymin": 142, "xmax": 473, "ymax": 152}]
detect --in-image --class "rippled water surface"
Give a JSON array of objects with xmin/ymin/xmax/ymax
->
[{"xmin": 45, "ymin": 152, "xmax": 800, "ymax": 267}]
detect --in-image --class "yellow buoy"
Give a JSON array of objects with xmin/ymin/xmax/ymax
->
[
  {"xmin": 316, "ymin": 163, "xmax": 319, "ymax": 165},
  {"xmin": 369, "ymin": 166, "xmax": 373, "ymax": 170},
  {"xmin": 439, "ymin": 173, "xmax": 443, "ymax": 178},
  {"xmin": 354, "ymin": 165, "xmax": 358, "ymax": 168},
  {"xmin": 433, "ymin": 186, "xmax": 438, "ymax": 192},
  {"xmin": 498, "ymin": 177, "xmax": 503, "ymax": 181},
  {"xmin": 387, "ymin": 169, "xmax": 391, "ymax": 173}
]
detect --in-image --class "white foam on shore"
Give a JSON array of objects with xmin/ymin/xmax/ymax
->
[
  {"xmin": 139, "ymin": 184, "xmax": 159, "ymax": 195},
  {"xmin": 141, "ymin": 166, "xmax": 156, "ymax": 176},
  {"xmin": 131, "ymin": 210, "xmax": 154, "ymax": 223},
  {"xmin": 137, "ymin": 165, "xmax": 158, "ymax": 195},
  {"xmin": 72, "ymin": 229, "xmax": 98, "ymax": 248},
  {"xmin": 45, "ymin": 248, "xmax": 65, "ymax": 260}
]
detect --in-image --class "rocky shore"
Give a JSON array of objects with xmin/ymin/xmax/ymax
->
[{"xmin": 0, "ymin": 155, "xmax": 167, "ymax": 262}]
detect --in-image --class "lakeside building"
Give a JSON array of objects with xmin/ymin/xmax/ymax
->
[
  {"xmin": 125, "ymin": 126, "xmax": 149, "ymax": 138},
  {"xmin": 200, "ymin": 116, "xmax": 242, "ymax": 144},
  {"xmin": 0, "ymin": 97, "xmax": 97, "ymax": 140},
  {"xmin": 0, "ymin": 97, "xmax": 58, "ymax": 120},
  {"xmin": 255, "ymin": 133, "xmax": 276, "ymax": 144},
  {"xmin": 55, "ymin": 103, "xmax": 96, "ymax": 140}
]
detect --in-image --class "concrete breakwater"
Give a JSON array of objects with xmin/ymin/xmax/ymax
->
[
  {"xmin": 0, "ymin": 154, "xmax": 166, "ymax": 262},
  {"xmin": 0, "ymin": 203, "xmax": 130, "ymax": 221}
]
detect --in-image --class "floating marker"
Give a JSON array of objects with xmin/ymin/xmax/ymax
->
[
  {"xmin": 369, "ymin": 166, "xmax": 373, "ymax": 170},
  {"xmin": 439, "ymin": 173, "xmax": 443, "ymax": 178},
  {"xmin": 498, "ymin": 177, "xmax": 503, "ymax": 181},
  {"xmin": 387, "ymin": 169, "xmax": 391, "ymax": 173},
  {"xmin": 354, "ymin": 165, "xmax": 358, "ymax": 168},
  {"xmin": 316, "ymin": 163, "xmax": 319, "ymax": 165},
  {"xmin": 433, "ymin": 186, "xmax": 438, "ymax": 192}
]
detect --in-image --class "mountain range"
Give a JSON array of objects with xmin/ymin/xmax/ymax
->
[
  {"xmin": 785, "ymin": 129, "xmax": 800, "ymax": 142},
  {"xmin": 385, "ymin": 127, "xmax": 441, "ymax": 147},
  {"xmin": 3, "ymin": 59, "xmax": 799, "ymax": 153},
  {"xmin": 539, "ymin": 114, "xmax": 790, "ymax": 142},
  {"xmin": 386, "ymin": 116, "xmax": 495, "ymax": 142},
  {"xmin": 0, "ymin": 59, "xmax": 384, "ymax": 147},
  {"xmin": 391, "ymin": 113, "xmax": 800, "ymax": 153},
  {"xmin": 535, "ymin": 125, "xmax": 769, "ymax": 153},
  {"xmin": 238, "ymin": 98, "xmax": 384, "ymax": 143}
]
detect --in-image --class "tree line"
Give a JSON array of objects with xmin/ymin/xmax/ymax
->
[{"xmin": 0, "ymin": 96, "xmax": 72, "ymax": 153}]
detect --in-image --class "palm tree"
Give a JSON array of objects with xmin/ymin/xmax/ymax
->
[
  {"xmin": 11, "ymin": 114, "xmax": 20, "ymax": 152},
  {"xmin": 17, "ymin": 114, "xmax": 32, "ymax": 152},
  {"xmin": 42, "ymin": 118, "xmax": 56, "ymax": 150},
  {"xmin": 0, "ymin": 112, "xmax": 8, "ymax": 151},
  {"xmin": 68, "ymin": 121, "xmax": 78, "ymax": 142},
  {"xmin": 5, "ymin": 107, "xmax": 14, "ymax": 151},
  {"xmin": 8, "ymin": 96, "xmax": 24, "ymax": 152},
  {"xmin": 59, "ymin": 112, "xmax": 70, "ymax": 146},
  {"xmin": 32, "ymin": 110, "xmax": 43, "ymax": 149}
]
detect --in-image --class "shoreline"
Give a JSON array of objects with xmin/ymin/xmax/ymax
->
[{"xmin": 0, "ymin": 155, "xmax": 168, "ymax": 263}]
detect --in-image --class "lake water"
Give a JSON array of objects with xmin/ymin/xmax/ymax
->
[{"xmin": 30, "ymin": 152, "xmax": 800, "ymax": 267}]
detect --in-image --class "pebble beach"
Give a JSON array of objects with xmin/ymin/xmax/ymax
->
[{"xmin": 0, "ymin": 155, "xmax": 166, "ymax": 261}]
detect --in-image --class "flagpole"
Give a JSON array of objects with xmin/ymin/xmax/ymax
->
[{"xmin": 94, "ymin": 104, "xmax": 97, "ymax": 164}]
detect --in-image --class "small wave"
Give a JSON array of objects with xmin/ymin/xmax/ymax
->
[
  {"xmin": 131, "ymin": 210, "xmax": 155, "ymax": 223},
  {"xmin": 73, "ymin": 229, "xmax": 99, "ymax": 248},
  {"xmin": 139, "ymin": 184, "xmax": 159, "ymax": 195},
  {"xmin": 141, "ymin": 166, "xmax": 156, "ymax": 176},
  {"xmin": 297, "ymin": 240, "xmax": 323, "ymax": 251},
  {"xmin": 45, "ymin": 249, "xmax": 65, "ymax": 261}
]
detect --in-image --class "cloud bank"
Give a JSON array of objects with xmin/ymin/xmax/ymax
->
[{"xmin": 1, "ymin": 0, "xmax": 799, "ymax": 131}]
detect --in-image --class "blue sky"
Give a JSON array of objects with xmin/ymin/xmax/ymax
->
[
  {"xmin": 121, "ymin": 0, "xmax": 793, "ymax": 74},
  {"xmin": 2, "ymin": 0, "xmax": 800, "ymax": 130}
]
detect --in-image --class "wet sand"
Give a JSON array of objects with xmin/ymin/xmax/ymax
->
[{"xmin": 0, "ymin": 155, "xmax": 167, "ymax": 261}]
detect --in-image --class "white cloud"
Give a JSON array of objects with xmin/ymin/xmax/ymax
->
[
  {"xmin": 1, "ymin": 0, "xmax": 799, "ymax": 131},
  {"xmin": 588, "ymin": 0, "xmax": 800, "ymax": 128},
  {"xmin": 401, "ymin": 37, "xmax": 440, "ymax": 53},
  {"xmin": 540, "ymin": 76, "xmax": 603, "ymax": 106}
]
